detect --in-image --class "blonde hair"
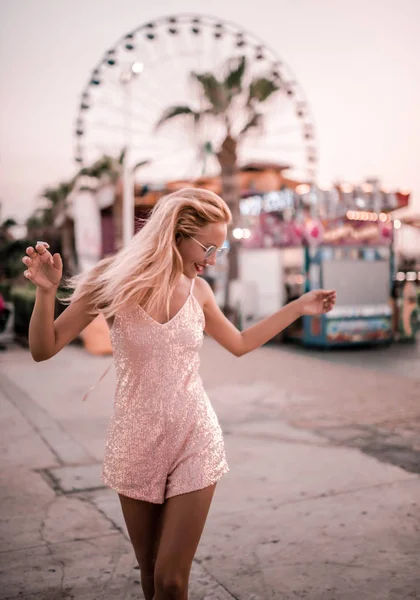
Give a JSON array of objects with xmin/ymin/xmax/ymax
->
[{"xmin": 65, "ymin": 188, "xmax": 231, "ymax": 319}]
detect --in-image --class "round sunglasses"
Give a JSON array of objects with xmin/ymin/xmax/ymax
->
[{"xmin": 189, "ymin": 236, "xmax": 229, "ymax": 260}]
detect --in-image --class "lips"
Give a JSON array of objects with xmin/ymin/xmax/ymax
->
[{"xmin": 194, "ymin": 262, "xmax": 206, "ymax": 275}]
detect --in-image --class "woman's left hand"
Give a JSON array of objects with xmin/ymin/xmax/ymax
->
[{"xmin": 296, "ymin": 289, "xmax": 336, "ymax": 316}]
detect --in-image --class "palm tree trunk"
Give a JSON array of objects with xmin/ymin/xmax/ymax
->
[
  {"xmin": 61, "ymin": 217, "xmax": 77, "ymax": 276},
  {"xmin": 113, "ymin": 178, "xmax": 123, "ymax": 252},
  {"xmin": 217, "ymin": 135, "xmax": 240, "ymax": 315}
]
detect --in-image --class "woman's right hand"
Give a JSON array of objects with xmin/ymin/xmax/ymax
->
[{"xmin": 22, "ymin": 242, "xmax": 63, "ymax": 291}]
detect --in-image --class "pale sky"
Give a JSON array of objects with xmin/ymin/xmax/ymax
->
[{"xmin": 1, "ymin": 0, "xmax": 420, "ymax": 223}]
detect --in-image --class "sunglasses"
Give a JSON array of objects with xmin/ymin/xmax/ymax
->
[{"xmin": 189, "ymin": 236, "xmax": 229, "ymax": 260}]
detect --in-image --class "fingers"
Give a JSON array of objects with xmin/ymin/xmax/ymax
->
[
  {"xmin": 23, "ymin": 249, "xmax": 36, "ymax": 279},
  {"xmin": 26, "ymin": 242, "xmax": 49, "ymax": 257},
  {"xmin": 322, "ymin": 293, "xmax": 336, "ymax": 312},
  {"xmin": 320, "ymin": 290, "xmax": 336, "ymax": 302},
  {"xmin": 23, "ymin": 242, "xmax": 54, "ymax": 279},
  {"xmin": 35, "ymin": 242, "xmax": 49, "ymax": 255},
  {"xmin": 52, "ymin": 253, "xmax": 63, "ymax": 270},
  {"xmin": 318, "ymin": 290, "xmax": 336, "ymax": 309},
  {"xmin": 34, "ymin": 242, "xmax": 54, "ymax": 265}
]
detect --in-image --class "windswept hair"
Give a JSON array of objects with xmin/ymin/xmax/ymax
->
[{"xmin": 65, "ymin": 188, "xmax": 231, "ymax": 319}]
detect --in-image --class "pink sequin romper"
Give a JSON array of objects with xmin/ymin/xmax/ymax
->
[{"xmin": 102, "ymin": 279, "xmax": 229, "ymax": 503}]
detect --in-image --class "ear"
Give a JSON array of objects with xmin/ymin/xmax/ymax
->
[{"xmin": 175, "ymin": 233, "xmax": 182, "ymax": 244}]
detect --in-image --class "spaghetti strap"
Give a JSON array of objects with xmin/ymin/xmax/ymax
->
[
  {"xmin": 190, "ymin": 278, "xmax": 195, "ymax": 294},
  {"xmin": 82, "ymin": 362, "xmax": 112, "ymax": 401}
]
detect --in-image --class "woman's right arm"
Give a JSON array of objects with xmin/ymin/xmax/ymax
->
[{"xmin": 23, "ymin": 242, "xmax": 96, "ymax": 362}]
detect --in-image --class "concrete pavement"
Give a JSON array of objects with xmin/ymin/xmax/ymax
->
[{"xmin": 1, "ymin": 338, "xmax": 419, "ymax": 599}]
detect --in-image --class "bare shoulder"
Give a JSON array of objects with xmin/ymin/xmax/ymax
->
[{"xmin": 193, "ymin": 276, "xmax": 214, "ymax": 308}]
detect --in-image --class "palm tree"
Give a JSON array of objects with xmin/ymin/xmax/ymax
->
[
  {"xmin": 1, "ymin": 218, "xmax": 18, "ymax": 230},
  {"xmin": 156, "ymin": 55, "xmax": 280, "ymax": 309},
  {"xmin": 26, "ymin": 150, "xmax": 148, "ymax": 278},
  {"xmin": 40, "ymin": 181, "xmax": 78, "ymax": 276},
  {"xmin": 25, "ymin": 156, "xmax": 120, "ymax": 278},
  {"xmin": 79, "ymin": 150, "xmax": 149, "ymax": 251},
  {"xmin": 79, "ymin": 152, "xmax": 124, "ymax": 250}
]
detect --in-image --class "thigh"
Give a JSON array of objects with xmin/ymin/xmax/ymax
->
[
  {"xmin": 119, "ymin": 494, "xmax": 164, "ymax": 569},
  {"xmin": 155, "ymin": 484, "xmax": 216, "ymax": 575}
]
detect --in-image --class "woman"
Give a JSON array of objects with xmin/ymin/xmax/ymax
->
[{"xmin": 23, "ymin": 188, "xmax": 336, "ymax": 600}]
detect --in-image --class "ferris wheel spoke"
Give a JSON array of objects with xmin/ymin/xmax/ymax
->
[
  {"xmin": 182, "ymin": 153, "xmax": 200, "ymax": 180},
  {"xmin": 88, "ymin": 142, "xmax": 197, "ymax": 176},
  {"xmin": 104, "ymin": 79, "xmax": 173, "ymax": 122},
  {"xmin": 144, "ymin": 56, "xmax": 202, "ymax": 109},
  {"xmin": 263, "ymin": 124, "xmax": 304, "ymax": 136},
  {"xmin": 131, "ymin": 144, "xmax": 196, "ymax": 162},
  {"xmin": 154, "ymin": 125, "xmax": 196, "ymax": 148},
  {"xmin": 91, "ymin": 142, "xmax": 123, "ymax": 159},
  {"xmin": 139, "ymin": 38, "xmax": 197, "ymax": 101},
  {"xmin": 86, "ymin": 113, "xmax": 196, "ymax": 147},
  {"xmin": 85, "ymin": 120, "xmax": 154, "ymax": 137},
  {"xmin": 89, "ymin": 125, "xmax": 191, "ymax": 152},
  {"xmin": 103, "ymin": 71, "xmax": 161, "ymax": 108},
  {"xmin": 85, "ymin": 98, "xmax": 126, "ymax": 115},
  {"xmin": 247, "ymin": 144, "xmax": 308, "ymax": 152},
  {"xmin": 88, "ymin": 94, "xmax": 173, "ymax": 128}
]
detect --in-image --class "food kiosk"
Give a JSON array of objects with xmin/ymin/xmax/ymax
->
[{"xmin": 238, "ymin": 188, "xmax": 400, "ymax": 347}]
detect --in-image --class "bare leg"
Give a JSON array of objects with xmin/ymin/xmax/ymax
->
[
  {"xmin": 154, "ymin": 484, "xmax": 216, "ymax": 600},
  {"xmin": 119, "ymin": 494, "xmax": 164, "ymax": 600}
]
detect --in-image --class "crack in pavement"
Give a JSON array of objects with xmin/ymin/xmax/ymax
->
[
  {"xmin": 78, "ymin": 494, "xmax": 125, "ymax": 535},
  {"xmin": 214, "ymin": 476, "xmax": 417, "ymax": 518},
  {"xmin": 38, "ymin": 500, "xmax": 73, "ymax": 600},
  {"xmin": 227, "ymin": 430, "xmax": 329, "ymax": 448},
  {"xmin": 315, "ymin": 425, "xmax": 420, "ymax": 475},
  {"xmin": 0, "ymin": 373, "xmax": 94, "ymax": 466}
]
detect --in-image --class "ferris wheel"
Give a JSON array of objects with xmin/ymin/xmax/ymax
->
[{"xmin": 73, "ymin": 14, "xmax": 318, "ymax": 185}]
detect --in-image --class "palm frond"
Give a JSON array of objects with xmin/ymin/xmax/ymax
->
[
  {"xmin": 118, "ymin": 148, "xmax": 126, "ymax": 165},
  {"xmin": 57, "ymin": 181, "xmax": 74, "ymax": 198},
  {"xmin": 1, "ymin": 217, "xmax": 18, "ymax": 228},
  {"xmin": 155, "ymin": 105, "xmax": 196, "ymax": 129},
  {"xmin": 41, "ymin": 187, "xmax": 60, "ymax": 205},
  {"xmin": 79, "ymin": 155, "xmax": 120, "ymax": 180},
  {"xmin": 239, "ymin": 112, "xmax": 263, "ymax": 137},
  {"xmin": 248, "ymin": 78, "xmax": 280, "ymax": 104},
  {"xmin": 133, "ymin": 159, "xmax": 151, "ymax": 171},
  {"xmin": 224, "ymin": 56, "xmax": 246, "ymax": 93},
  {"xmin": 192, "ymin": 72, "xmax": 228, "ymax": 113}
]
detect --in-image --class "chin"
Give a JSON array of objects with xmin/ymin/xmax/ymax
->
[{"xmin": 183, "ymin": 266, "xmax": 197, "ymax": 279}]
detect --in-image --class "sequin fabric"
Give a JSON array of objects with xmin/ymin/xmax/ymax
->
[{"xmin": 102, "ymin": 280, "xmax": 229, "ymax": 503}]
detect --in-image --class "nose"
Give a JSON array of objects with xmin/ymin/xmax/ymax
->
[{"xmin": 207, "ymin": 253, "xmax": 217, "ymax": 266}]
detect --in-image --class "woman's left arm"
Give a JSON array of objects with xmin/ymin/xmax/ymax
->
[{"xmin": 201, "ymin": 279, "xmax": 336, "ymax": 357}]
